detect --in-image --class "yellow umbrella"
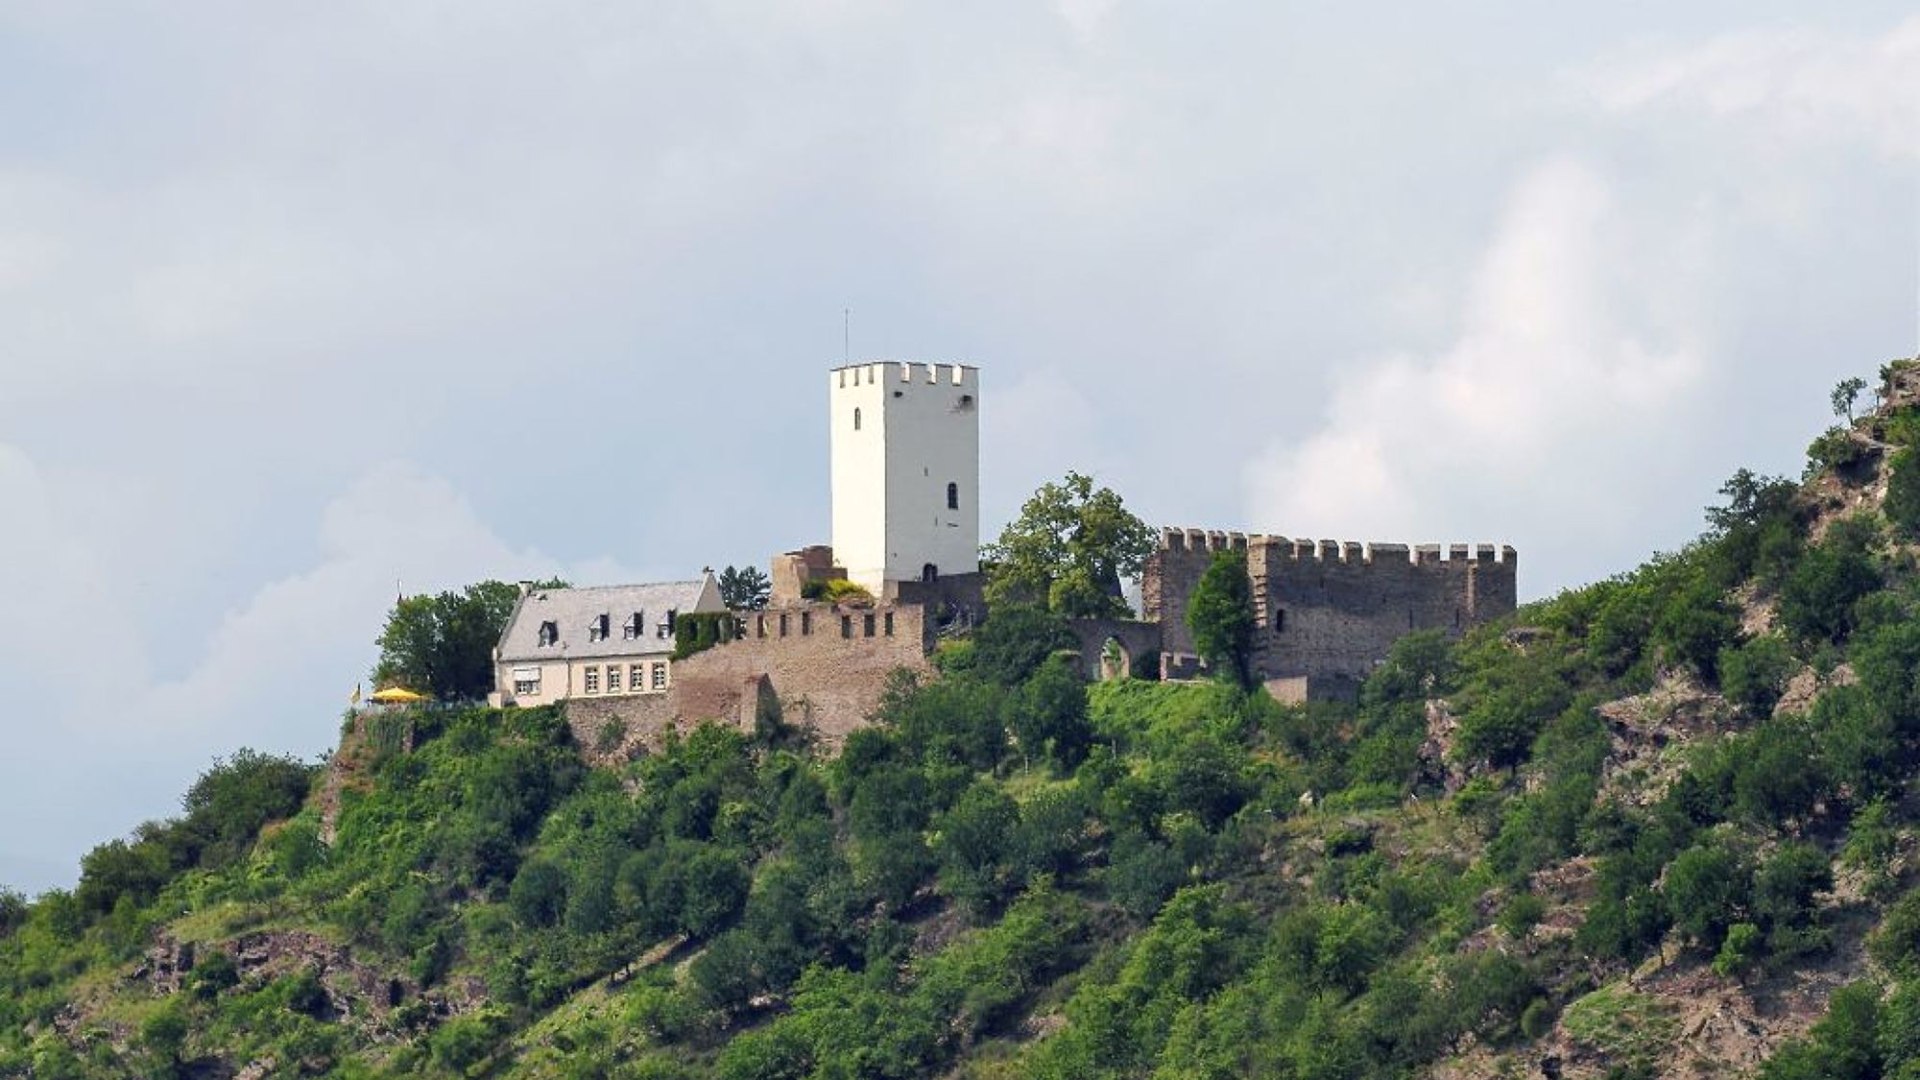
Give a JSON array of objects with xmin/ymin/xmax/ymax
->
[{"xmin": 370, "ymin": 687, "xmax": 429, "ymax": 704}]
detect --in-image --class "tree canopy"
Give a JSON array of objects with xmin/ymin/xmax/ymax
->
[
  {"xmin": 983, "ymin": 471, "xmax": 1154, "ymax": 618},
  {"xmin": 1187, "ymin": 550, "xmax": 1257, "ymax": 688},
  {"xmin": 718, "ymin": 565, "xmax": 772, "ymax": 610},
  {"xmin": 375, "ymin": 579, "xmax": 562, "ymax": 700}
]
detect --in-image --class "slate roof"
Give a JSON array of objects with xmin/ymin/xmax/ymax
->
[{"xmin": 496, "ymin": 578, "xmax": 721, "ymax": 662}]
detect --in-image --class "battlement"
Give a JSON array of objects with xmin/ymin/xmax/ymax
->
[
  {"xmin": 831, "ymin": 361, "xmax": 977, "ymax": 390},
  {"xmin": 1156, "ymin": 527, "xmax": 1515, "ymax": 566}
]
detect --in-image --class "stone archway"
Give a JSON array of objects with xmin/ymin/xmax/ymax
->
[{"xmin": 1099, "ymin": 637, "xmax": 1132, "ymax": 681}]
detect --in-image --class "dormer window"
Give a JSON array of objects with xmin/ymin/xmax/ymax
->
[
  {"xmin": 658, "ymin": 609, "xmax": 677, "ymax": 639},
  {"xmin": 623, "ymin": 612, "xmax": 643, "ymax": 640},
  {"xmin": 537, "ymin": 621, "xmax": 559, "ymax": 647},
  {"xmin": 588, "ymin": 613, "xmax": 610, "ymax": 642}
]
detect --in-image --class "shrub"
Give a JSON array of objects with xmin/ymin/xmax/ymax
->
[
  {"xmin": 1777, "ymin": 521, "xmax": 1881, "ymax": 644},
  {"xmin": 1664, "ymin": 838, "xmax": 1752, "ymax": 950},
  {"xmin": 1808, "ymin": 427, "xmax": 1870, "ymax": 478},
  {"xmin": 798, "ymin": 578, "xmax": 870, "ymax": 603},
  {"xmin": 1719, "ymin": 635, "xmax": 1795, "ymax": 716},
  {"xmin": 1712, "ymin": 922, "xmax": 1762, "ymax": 977},
  {"xmin": 1187, "ymin": 551, "xmax": 1257, "ymax": 688},
  {"xmin": 1869, "ymin": 889, "xmax": 1920, "ymax": 974},
  {"xmin": 1888, "ymin": 445, "xmax": 1920, "ymax": 537}
]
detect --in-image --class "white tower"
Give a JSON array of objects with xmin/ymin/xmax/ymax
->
[{"xmin": 829, "ymin": 361, "xmax": 980, "ymax": 593}]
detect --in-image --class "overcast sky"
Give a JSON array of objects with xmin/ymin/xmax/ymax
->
[{"xmin": 3, "ymin": 2, "xmax": 1916, "ymax": 894}]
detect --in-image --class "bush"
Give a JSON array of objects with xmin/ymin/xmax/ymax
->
[
  {"xmin": 1777, "ymin": 521, "xmax": 1880, "ymax": 644},
  {"xmin": 973, "ymin": 606, "xmax": 1078, "ymax": 686},
  {"xmin": 1720, "ymin": 635, "xmax": 1795, "ymax": 716},
  {"xmin": 1887, "ymin": 445, "xmax": 1920, "ymax": 536},
  {"xmin": 1808, "ymin": 427, "xmax": 1871, "ymax": 478},
  {"xmin": 1665, "ymin": 838, "xmax": 1752, "ymax": 950}
]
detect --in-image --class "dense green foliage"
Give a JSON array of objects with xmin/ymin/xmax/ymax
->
[
  {"xmin": 375, "ymin": 579, "xmax": 563, "ymax": 701},
  {"xmin": 982, "ymin": 470, "xmax": 1154, "ymax": 618},
  {"xmin": 717, "ymin": 565, "xmax": 771, "ymax": 610},
  {"xmin": 23, "ymin": 367, "xmax": 1920, "ymax": 1077},
  {"xmin": 1187, "ymin": 550, "xmax": 1257, "ymax": 688}
]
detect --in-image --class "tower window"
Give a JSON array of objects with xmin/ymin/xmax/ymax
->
[
  {"xmin": 853, "ymin": 407, "xmax": 861, "ymax": 431},
  {"xmin": 946, "ymin": 482, "xmax": 959, "ymax": 510}
]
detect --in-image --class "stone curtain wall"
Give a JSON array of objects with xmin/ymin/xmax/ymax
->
[
  {"xmin": 1145, "ymin": 528, "xmax": 1518, "ymax": 694},
  {"xmin": 666, "ymin": 602, "xmax": 931, "ymax": 745},
  {"xmin": 1063, "ymin": 618, "xmax": 1165, "ymax": 682}
]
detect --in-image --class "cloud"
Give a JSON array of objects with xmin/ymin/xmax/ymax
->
[
  {"xmin": 1243, "ymin": 159, "xmax": 1707, "ymax": 588},
  {"xmin": 1580, "ymin": 17, "xmax": 1920, "ymax": 161},
  {"xmin": 0, "ymin": 458, "xmax": 632, "ymax": 895}
]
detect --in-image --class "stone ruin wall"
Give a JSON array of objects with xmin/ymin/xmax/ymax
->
[
  {"xmin": 561, "ymin": 601, "xmax": 933, "ymax": 757},
  {"xmin": 667, "ymin": 601, "xmax": 930, "ymax": 745},
  {"xmin": 1146, "ymin": 527, "xmax": 1518, "ymax": 696}
]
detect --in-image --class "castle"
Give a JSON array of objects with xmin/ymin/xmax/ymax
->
[{"xmin": 490, "ymin": 361, "xmax": 1516, "ymax": 749}]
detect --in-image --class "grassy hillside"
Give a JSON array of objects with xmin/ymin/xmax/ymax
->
[{"xmin": 12, "ymin": 361, "xmax": 1920, "ymax": 1078}]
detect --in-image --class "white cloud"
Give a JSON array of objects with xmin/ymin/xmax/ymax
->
[
  {"xmin": 1243, "ymin": 159, "xmax": 1707, "ymax": 583},
  {"xmin": 1581, "ymin": 17, "xmax": 1920, "ymax": 161},
  {"xmin": 0, "ymin": 458, "xmax": 636, "ymax": 894}
]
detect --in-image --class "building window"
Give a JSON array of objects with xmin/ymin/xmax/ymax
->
[
  {"xmin": 623, "ymin": 612, "xmax": 643, "ymax": 639},
  {"xmin": 853, "ymin": 407, "xmax": 861, "ymax": 431},
  {"xmin": 756, "ymin": 615, "xmax": 766, "ymax": 638},
  {"xmin": 946, "ymin": 482, "xmax": 959, "ymax": 510},
  {"xmin": 584, "ymin": 667, "xmax": 600, "ymax": 694},
  {"xmin": 841, "ymin": 615, "xmax": 852, "ymax": 638},
  {"xmin": 884, "ymin": 612, "xmax": 894, "ymax": 636},
  {"xmin": 606, "ymin": 664, "xmax": 622, "ymax": 692},
  {"xmin": 779, "ymin": 612, "xmax": 790, "ymax": 636},
  {"xmin": 864, "ymin": 613, "xmax": 876, "ymax": 637},
  {"xmin": 537, "ymin": 621, "xmax": 558, "ymax": 647},
  {"xmin": 630, "ymin": 664, "xmax": 646, "ymax": 690},
  {"xmin": 1274, "ymin": 609, "xmax": 1287, "ymax": 632},
  {"xmin": 659, "ymin": 609, "xmax": 677, "ymax": 639},
  {"xmin": 652, "ymin": 663, "xmax": 668, "ymax": 690},
  {"xmin": 512, "ymin": 667, "xmax": 541, "ymax": 697},
  {"xmin": 801, "ymin": 612, "xmax": 811, "ymax": 635},
  {"xmin": 589, "ymin": 613, "xmax": 610, "ymax": 642},
  {"xmin": 921, "ymin": 563, "xmax": 939, "ymax": 583}
]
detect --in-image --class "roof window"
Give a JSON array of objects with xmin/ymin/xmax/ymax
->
[{"xmin": 537, "ymin": 621, "xmax": 559, "ymax": 647}]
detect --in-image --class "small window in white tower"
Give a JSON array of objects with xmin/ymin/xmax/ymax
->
[
  {"xmin": 947, "ymin": 482, "xmax": 959, "ymax": 510},
  {"xmin": 853, "ymin": 407, "xmax": 861, "ymax": 431}
]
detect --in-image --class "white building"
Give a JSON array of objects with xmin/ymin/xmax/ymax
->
[
  {"xmin": 489, "ymin": 576, "xmax": 725, "ymax": 707},
  {"xmin": 828, "ymin": 361, "xmax": 980, "ymax": 593}
]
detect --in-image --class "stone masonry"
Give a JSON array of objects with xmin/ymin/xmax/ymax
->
[
  {"xmin": 1145, "ymin": 528, "xmax": 1517, "ymax": 700},
  {"xmin": 663, "ymin": 601, "xmax": 930, "ymax": 745}
]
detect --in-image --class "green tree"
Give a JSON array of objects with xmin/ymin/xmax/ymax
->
[
  {"xmin": 719, "ymin": 565, "xmax": 772, "ymax": 610},
  {"xmin": 1832, "ymin": 376, "xmax": 1868, "ymax": 421},
  {"xmin": 374, "ymin": 579, "xmax": 545, "ymax": 700},
  {"xmin": 973, "ymin": 606, "xmax": 1078, "ymax": 685},
  {"xmin": 1187, "ymin": 550, "xmax": 1257, "ymax": 688},
  {"xmin": 1887, "ymin": 446, "xmax": 1920, "ymax": 537},
  {"xmin": 1010, "ymin": 655, "xmax": 1094, "ymax": 774},
  {"xmin": 1777, "ymin": 521, "xmax": 1880, "ymax": 644},
  {"xmin": 984, "ymin": 471, "xmax": 1154, "ymax": 617},
  {"xmin": 1665, "ymin": 837, "xmax": 1752, "ymax": 950},
  {"xmin": 932, "ymin": 783, "xmax": 1020, "ymax": 915}
]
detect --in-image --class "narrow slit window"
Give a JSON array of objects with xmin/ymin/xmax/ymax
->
[
  {"xmin": 853, "ymin": 407, "xmax": 861, "ymax": 431},
  {"xmin": 946, "ymin": 482, "xmax": 959, "ymax": 510}
]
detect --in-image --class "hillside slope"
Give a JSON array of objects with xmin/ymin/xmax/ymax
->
[{"xmin": 11, "ymin": 361, "xmax": 1920, "ymax": 1078}]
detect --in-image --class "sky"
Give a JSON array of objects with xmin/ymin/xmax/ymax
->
[{"xmin": 2, "ymin": 2, "xmax": 1916, "ymax": 894}]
